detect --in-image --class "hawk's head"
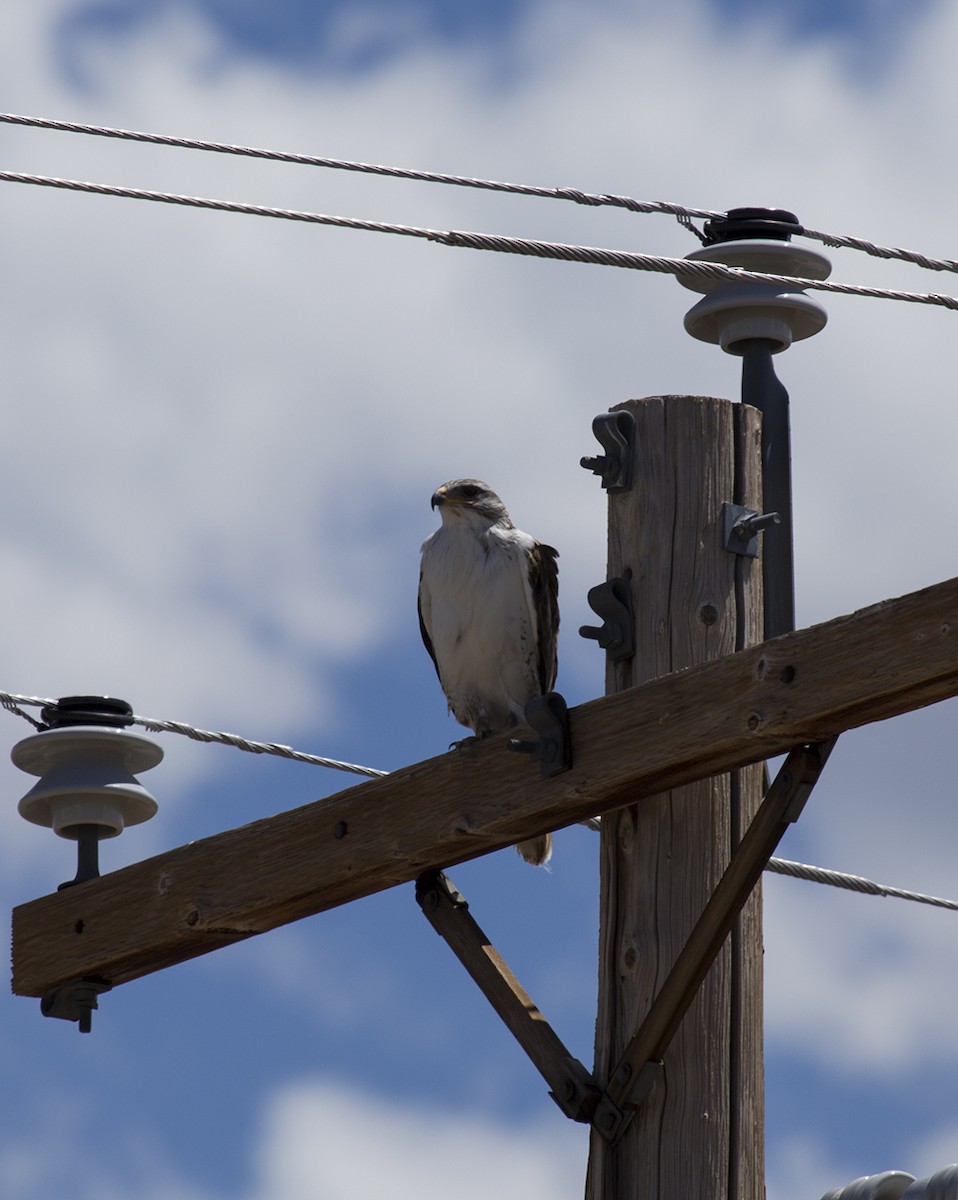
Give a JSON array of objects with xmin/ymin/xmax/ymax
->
[{"xmin": 430, "ymin": 479, "xmax": 512, "ymax": 528}]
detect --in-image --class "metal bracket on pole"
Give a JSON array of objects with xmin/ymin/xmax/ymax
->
[
  {"xmin": 591, "ymin": 737, "xmax": 837, "ymax": 1144},
  {"xmin": 415, "ymin": 870, "xmax": 600, "ymax": 1123},
  {"xmin": 739, "ymin": 339, "xmax": 796, "ymax": 637},
  {"xmin": 507, "ymin": 692, "xmax": 571, "ymax": 778},
  {"xmin": 723, "ymin": 503, "xmax": 781, "ymax": 559},
  {"xmin": 579, "ymin": 577, "xmax": 636, "ymax": 660},
  {"xmin": 591, "ymin": 1061, "xmax": 663, "ymax": 1144},
  {"xmin": 40, "ymin": 976, "xmax": 112, "ymax": 1033},
  {"xmin": 580, "ymin": 410, "xmax": 636, "ymax": 493}
]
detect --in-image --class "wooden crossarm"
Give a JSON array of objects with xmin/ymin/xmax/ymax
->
[{"xmin": 12, "ymin": 574, "xmax": 958, "ymax": 999}]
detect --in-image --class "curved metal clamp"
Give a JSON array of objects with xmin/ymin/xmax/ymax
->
[
  {"xmin": 580, "ymin": 410, "xmax": 635, "ymax": 493},
  {"xmin": 507, "ymin": 693, "xmax": 571, "ymax": 777},
  {"xmin": 579, "ymin": 577, "xmax": 635, "ymax": 661}
]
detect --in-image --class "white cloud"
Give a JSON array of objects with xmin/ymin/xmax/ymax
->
[
  {"xmin": 3, "ymin": 0, "xmax": 958, "ymax": 1196},
  {"xmin": 250, "ymin": 1078, "xmax": 587, "ymax": 1200},
  {"xmin": 767, "ymin": 1134, "xmax": 874, "ymax": 1200},
  {"xmin": 0, "ymin": 1073, "xmax": 586, "ymax": 1200},
  {"xmin": 765, "ymin": 874, "xmax": 958, "ymax": 1073},
  {"xmin": 768, "ymin": 1124, "xmax": 958, "ymax": 1200}
]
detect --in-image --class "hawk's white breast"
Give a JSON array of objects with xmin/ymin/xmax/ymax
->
[{"xmin": 419, "ymin": 521, "xmax": 542, "ymax": 735}]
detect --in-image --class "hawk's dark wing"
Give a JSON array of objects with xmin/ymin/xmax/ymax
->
[{"xmin": 528, "ymin": 540, "xmax": 559, "ymax": 693}]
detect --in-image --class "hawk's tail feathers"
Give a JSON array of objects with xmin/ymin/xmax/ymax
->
[{"xmin": 516, "ymin": 833, "xmax": 553, "ymax": 867}]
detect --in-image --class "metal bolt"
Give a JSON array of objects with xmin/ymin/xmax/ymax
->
[{"xmin": 732, "ymin": 511, "xmax": 781, "ymax": 543}]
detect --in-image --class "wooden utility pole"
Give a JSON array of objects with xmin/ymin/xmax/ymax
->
[{"xmin": 586, "ymin": 395, "xmax": 766, "ymax": 1200}]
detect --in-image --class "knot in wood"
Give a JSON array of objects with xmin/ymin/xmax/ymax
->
[{"xmin": 698, "ymin": 603, "xmax": 719, "ymax": 626}]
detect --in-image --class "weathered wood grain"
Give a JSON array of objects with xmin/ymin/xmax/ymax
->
[
  {"xmin": 12, "ymin": 566, "xmax": 958, "ymax": 998},
  {"xmin": 586, "ymin": 396, "xmax": 765, "ymax": 1199}
]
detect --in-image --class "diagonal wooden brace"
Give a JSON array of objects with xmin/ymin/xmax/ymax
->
[
  {"xmin": 415, "ymin": 870, "xmax": 599, "ymax": 1123},
  {"xmin": 592, "ymin": 738, "xmax": 837, "ymax": 1144}
]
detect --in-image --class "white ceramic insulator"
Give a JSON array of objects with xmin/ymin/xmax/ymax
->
[
  {"xmin": 679, "ymin": 239, "xmax": 831, "ymax": 354},
  {"xmin": 12, "ymin": 726, "xmax": 162, "ymax": 840}
]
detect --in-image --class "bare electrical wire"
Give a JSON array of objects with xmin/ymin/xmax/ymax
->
[
  {"xmin": 766, "ymin": 856, "xmax": 958, "ymax": 914},
  {"xmin": 2, "ymin": 168, "xmax": 958, "ymax": 311},
  {"xmin": 0, "ymin": 690, "xmax": 387, "ymax": 778},
  {"xmin": 5, "ymin": 111, "xmax": 958, "ymax": 276},
  {"xmin": 799, "ymin": 225, "xmax": 958, "ymax": 274},
  {"xmin": 132, "ymin": 714, "xmax": 389, "ymax": 777},
  {"xmin": 0, "ymin": 111, "xmax": 723, "ymax": 217},
  {"xmin": 0, "ymin": 692, "xmax": 45, "ymax": 730}
]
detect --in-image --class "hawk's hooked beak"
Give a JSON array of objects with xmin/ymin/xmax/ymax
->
[{"xmin": 431, "ymin": 488, "xmax": 447, "ymax": 510}]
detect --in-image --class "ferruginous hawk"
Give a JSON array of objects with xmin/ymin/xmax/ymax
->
[{"xmin": 418, "ymin": 479, "xmax": 559, "ymax": 866}]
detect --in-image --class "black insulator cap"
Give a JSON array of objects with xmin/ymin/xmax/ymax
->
[
  {"xmin": 41, "ymin": 695, "xmax": 135, "ymax": 729},
  {"xmin": 703, "ymin": 207, "xmax": 803, "ymax": 245}
]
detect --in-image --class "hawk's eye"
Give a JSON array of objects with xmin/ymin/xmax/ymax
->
[{"xmin": 460, "ymin": 485, "xmax": 481, "ymax": 500}]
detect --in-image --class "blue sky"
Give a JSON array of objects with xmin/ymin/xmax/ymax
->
[
  {"xmin": 2, "ymin": 1, "xmax": 958, "ymax": 1197},
  {"xmin": 54, "ymin": 0, "xmax": 934, "ymax": 75}
]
